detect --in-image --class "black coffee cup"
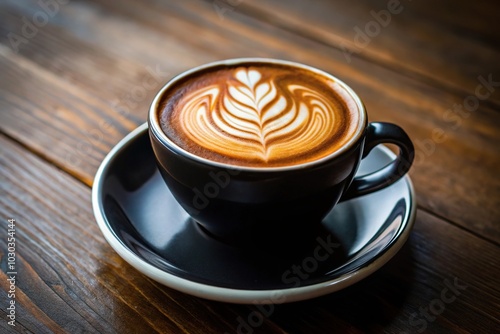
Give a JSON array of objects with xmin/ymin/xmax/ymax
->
[{"xmin": 148, "ymin": 59, "xmax": 414, "ymax": 244}]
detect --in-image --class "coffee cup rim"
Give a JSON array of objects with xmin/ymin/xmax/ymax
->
[{"xmin": 149, "ymin": 58, "xmax": 367, "ymax": 172}]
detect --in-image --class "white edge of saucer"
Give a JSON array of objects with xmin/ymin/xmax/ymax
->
[{"xmin": 92, "ymin": 123, "xmax": 417, "ymax": 304}]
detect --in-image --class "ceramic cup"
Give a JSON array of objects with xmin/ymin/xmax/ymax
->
[{"xmin": 148, "ymin": 58, "xmax": 414, "ymax": 244}]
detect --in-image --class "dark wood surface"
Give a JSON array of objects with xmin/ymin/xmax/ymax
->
[{"xmin": 0, "ymin": 0, "xmax": 499, "ymax": 333}]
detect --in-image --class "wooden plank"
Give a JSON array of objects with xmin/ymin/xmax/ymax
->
[
  {"xmin": 0, "ymin": 136, "xmax": 285, "ymax": 333},
  {"xmin": 0, "ymin": 5, "xmax": 168, "ymax": 114},
  {"xmin": 1, "ymin": 136, "xmax": 498, "ymax": 333},
  {"xmin": 0, "ymin": 43, "xmax": 138, "ymax": 185},
  {"xmin": 0, "ymin": 0, "xmax": 498, "ymax": 243},
  {"xmin": 232, "ymin": 0, "xmax": 500, "ymax": 106}
]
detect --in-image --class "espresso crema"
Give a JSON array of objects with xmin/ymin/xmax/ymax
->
[{"xmin": 159, "ymin": 63, "xmax": 361, "ymax": 167}]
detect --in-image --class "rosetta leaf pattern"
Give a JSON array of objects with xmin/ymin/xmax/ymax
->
[{"xmin": 179, "ymin": 68, "xmax": 337, "ymax": 163}]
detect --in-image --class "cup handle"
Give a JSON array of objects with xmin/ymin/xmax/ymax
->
[{"xmin": 340, "ymin": 122, "xmax": 415, "ymax": 201}]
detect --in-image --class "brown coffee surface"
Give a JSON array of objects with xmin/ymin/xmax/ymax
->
[{"xmin": 159, "ymin": 62, "xmax": 361, "ymax": 167}]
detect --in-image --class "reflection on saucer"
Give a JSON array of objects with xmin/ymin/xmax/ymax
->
[{"xmin": 93, "ymin": 123, "xmax": 416, "ymax": 303}]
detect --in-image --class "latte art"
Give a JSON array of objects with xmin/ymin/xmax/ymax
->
[{"xmin": 160, "ymin": 63, "xmax": 361, "ymax": 167}]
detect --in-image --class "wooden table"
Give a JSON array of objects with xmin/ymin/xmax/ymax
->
[{"xmin": 1, "ymin": 0, "xmax": 499, "ymax": 332}]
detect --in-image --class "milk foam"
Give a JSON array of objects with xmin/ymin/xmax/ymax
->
[{"xmin": 161, "ymin": 64, "xmax": 360, "ymax": 167}]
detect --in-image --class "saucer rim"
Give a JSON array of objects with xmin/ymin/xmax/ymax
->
[{"xmin": 92, "ymin": 123, "xmax": 416, "ymax": 304}]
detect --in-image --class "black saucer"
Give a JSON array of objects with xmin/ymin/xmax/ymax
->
[{"xmin": 92, "ymin": 123, "xmax": 416, "ymax": 303}]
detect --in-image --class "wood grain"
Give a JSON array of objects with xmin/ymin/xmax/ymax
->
[
  {"xmin": 1, "ymin": 135, "xmax": 498, "ymax": 333},
  {"xmin": 0, "ymin": 0, "xmax": 498, "ymax": 243},
  {"xmin": 0, "ymin": 0, "xmax": 499, "ymax": 332}
]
